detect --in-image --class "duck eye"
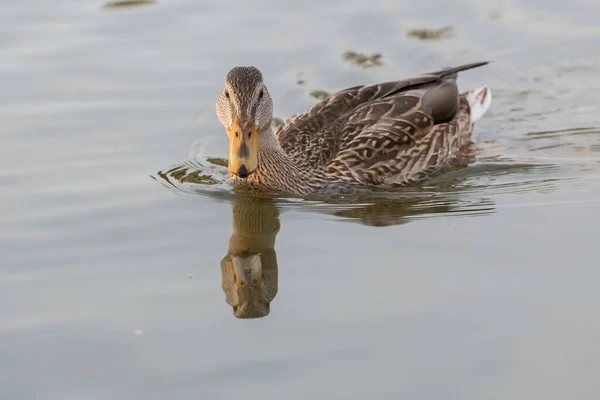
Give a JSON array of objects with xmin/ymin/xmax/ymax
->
[
  {"xmin": 258, "ymin": 89, "xmax": 264, "ymax": 99},
  {"xmin": 225, "ymin": 90, "xmax": 230, "ymax": 99}
]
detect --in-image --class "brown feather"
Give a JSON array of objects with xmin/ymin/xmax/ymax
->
[
  {"xmin": 221, "ymin": 62, "xmax": 491, "ymax": 196},
  {"xmin": 270, "ymin": 62, "xmax": 488, "ymax": 191}
]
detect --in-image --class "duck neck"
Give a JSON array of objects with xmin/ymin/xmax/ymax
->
[{"xmin": 251, "ymin": 127, "xmax": 310, "ymax": 195}]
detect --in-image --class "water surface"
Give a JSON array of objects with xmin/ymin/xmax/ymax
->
[{"xmin": 1, "ymin": 0, "xmax": 600, "ymax": 398}]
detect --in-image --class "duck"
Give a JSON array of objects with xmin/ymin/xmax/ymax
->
[{"xmin": 215, "ymin": 61, "xmax": 492, "ymax": 197}]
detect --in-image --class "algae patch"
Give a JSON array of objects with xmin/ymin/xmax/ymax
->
[
  {"xmin": 407, "ymin": 26, "xmax": 454, "ymax": 40},
  {"xmin": 342, "ymin": 51, "xmax": 383, "ymax": 68},
  {"xmin": 309, "ymin": 90, "xmax": 331, "ymax": 100},
  {"xmin": 206, "ymin": 157, "xmax": 228, "ymax": 168}
]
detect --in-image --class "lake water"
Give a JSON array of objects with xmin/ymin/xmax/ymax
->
[{"xmin": 2, "ymin": 0, "xmax": 600, "ymax": 398}]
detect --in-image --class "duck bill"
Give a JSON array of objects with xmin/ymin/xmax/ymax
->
[
  {"xmin": 232, "ymin": 253, "xmax": 263, "ymax": 287},
  {"xmin": 228, "ymin": 117, "xmax": 258, "ymax": 178}
]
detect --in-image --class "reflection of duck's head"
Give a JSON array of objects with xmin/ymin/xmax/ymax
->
[{"xmin": 220, "ymin": 198, "xmax": 280, "ymax": 319}]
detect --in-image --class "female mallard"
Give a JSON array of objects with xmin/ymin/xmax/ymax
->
[{"xmin": 215, "ymin": 62, "xmax": 491, "ymax": 196}]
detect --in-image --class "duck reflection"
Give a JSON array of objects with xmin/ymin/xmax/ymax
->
[
  {"xmin": 220, "ymin": 198, "xmax": 280, "ymax": 319},
  {"xmin": 153, "ymin": 157, "xmax": 561, "ymax": 318}
]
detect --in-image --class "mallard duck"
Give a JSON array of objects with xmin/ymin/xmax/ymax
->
[{"xmin": 215, "ymin": 61, "xmax": 492, "ymax": 196}]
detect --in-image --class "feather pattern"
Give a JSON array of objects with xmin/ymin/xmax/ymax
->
[{"xmin": 225, "ymin": 62, "xmax": 491, "ymax": 196}]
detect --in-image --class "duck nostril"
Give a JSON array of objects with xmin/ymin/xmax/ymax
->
[
  {"xmin": 248, "ymin": 131, "xmax": 252, "ymax": 138},
  {"xmin": 235, "ymin": 131, "xmax": 239, "ymax": 138}
]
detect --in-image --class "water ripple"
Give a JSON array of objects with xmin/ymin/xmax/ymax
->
[{"xmin": 151, "ymin": 152, "xmax": 569, "ymax": 226}]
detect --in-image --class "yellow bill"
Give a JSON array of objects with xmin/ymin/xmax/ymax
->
[
  {"xmin": 228, "ymin": 117, "xmax": 258, "ymax": 177},
  {"xmin": 232, "ymin": 253, "xmax": 263, "ymax": 287}
]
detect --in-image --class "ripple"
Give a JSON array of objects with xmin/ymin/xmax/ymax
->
[{"xmin": 152, "ymin": 152, "xmax": 571, "ymax": 227}]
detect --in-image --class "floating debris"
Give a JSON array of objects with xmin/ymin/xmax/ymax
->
[
  {"xmin": 188, "ymin": 273, "xmax": 194, "ymax": 279},
  {"xmin": 309, "ymin": 90, "xmax": 331, "ymax": 100},
  {"xmin": 272, "ymin": 117, "xmax": 285, "ymax": 128},
  {"xmin": 342, "ymin": 51, "xmax": 383, "ymax": 68},
  {"xmin": 167, "ymin": 168, "xmax": 219, "ymax": 185},
  {"xmin": 206, "ymin": 157, "xmax": 228, "ymax": 168},
  {"xmin": 133, "ymin": 329, "xmax": 144, "ymax": 336},
  {"xmin": 406, "ymin": 26, "xmax": 454, "ymax": 40},
  {"xmin": 103, "ymin": 0, "xmax": 156, "ymax": 9}
]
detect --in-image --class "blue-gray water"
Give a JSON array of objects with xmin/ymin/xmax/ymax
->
[{"xmin": 1, "ymin": 0, "xmax": 600, "ymax": 398}]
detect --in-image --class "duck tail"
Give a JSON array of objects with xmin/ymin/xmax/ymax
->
[
  {"xmin": 443, "ymin": 61, "xmax": 490, "ymax": 76},
  {"xmin": 465, "ymin": 85, "xmax": 492, "ymax": 122},
  {"xmin": 423, "ymin": 61, "xmax": 491, "ymax": 80}
]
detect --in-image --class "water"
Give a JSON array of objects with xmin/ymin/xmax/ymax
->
[{"xmin": 1, "ymin": 0, "xmax": 600, "ymax": 398}]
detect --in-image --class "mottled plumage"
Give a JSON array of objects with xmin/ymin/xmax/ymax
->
[{"xmin": 216, "ymin": 62, "xmax": 492, "ymax": 197}]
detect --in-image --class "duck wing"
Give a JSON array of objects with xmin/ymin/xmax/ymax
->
[{"xmin": 275, "ymin": 61, "xmax": 489, "ymax": 186}]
